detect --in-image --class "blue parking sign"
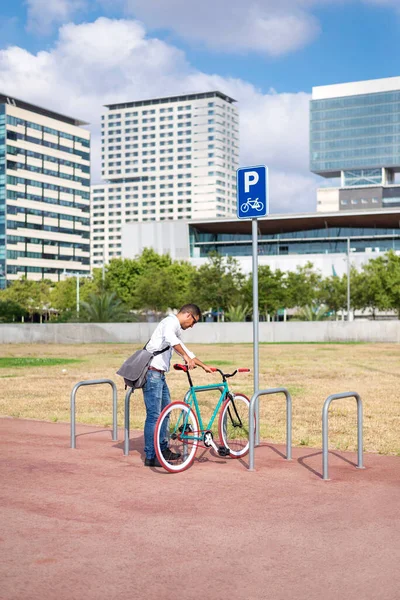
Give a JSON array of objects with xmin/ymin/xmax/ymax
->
[{"xmin": 237, "ymin": 165, "xmax": 268, "ymax": 219}]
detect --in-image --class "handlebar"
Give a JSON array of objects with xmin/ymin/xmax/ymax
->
[
  {"xmin": 174, "ymin": 363, "xmax": 250, "ymax": 380},
  {"xmin": 174, "ymin": 363, "xmax": 189, "ymax": 372}
]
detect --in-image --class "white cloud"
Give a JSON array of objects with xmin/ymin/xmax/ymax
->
[
  {"xmin": 24, "ymin": 0, "xmax": 400, "ymax": 57},
  {"xmin": 26, "ymin": 0, "xmax": 87, "ymax": 34},
  {"xmin": 105, "ymin": 0, "xmax": 321, "ymax": 56},
  {"xmin": 269, "ymin": 170, "xmax": 319, "ymax": 214},
  {"xmin": 102, "ymin": 0, "xmax": 400, "ymax": 56},
  {"xmin": 0, "ymin": 17, "xmax": 318, "ymax": 212}
]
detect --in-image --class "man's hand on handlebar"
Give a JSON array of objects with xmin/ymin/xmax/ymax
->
[
  {"xmin": 184, "ymin": 356, "xmax": 196, "ymax": 370},
  {"xmin": 190, "ymin": 358, "xmax": 213, "ymax": 373}
]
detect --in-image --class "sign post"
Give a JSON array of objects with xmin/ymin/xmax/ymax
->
[{"xmin": 237, "ymin": 165, "xmax": 268, "ymax": 445}]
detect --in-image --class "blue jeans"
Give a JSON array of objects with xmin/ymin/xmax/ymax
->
[{"xmin": 143, "ymin": 370, "xmax": 171, "ymax": 459}]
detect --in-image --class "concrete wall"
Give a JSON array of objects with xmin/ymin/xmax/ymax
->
[
  {"xmin": 122, "ymin": 220, "xmax": 190, "ymax": 261},
  {"xmin": 316, "ymin": 187, "xmax": 339, "ymax": 212},
  {"xmin": 1, "ymin": 321, "xmax": 399, "ymax": 344}
]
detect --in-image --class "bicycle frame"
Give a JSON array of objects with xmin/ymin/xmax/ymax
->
[{"xmin": 181, "ymin": 382, "xmax": 229, "ymax": 440}]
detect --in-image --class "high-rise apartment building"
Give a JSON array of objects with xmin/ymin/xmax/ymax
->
[
  {"xmin": 0, "ymin": 94, "xmax": 91, "ymax": 289},
  {"xmin": 91, "ymin": 91, "xmax": 239, "ymax": 268},
  {"xmin": 310, "ymin": 76, "xmax": 400, "ymax": 212}
]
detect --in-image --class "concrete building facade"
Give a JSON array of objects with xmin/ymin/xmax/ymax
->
[
  {"xmin": 0, "ymin": 94, "xmax": 91, "ymax": 288},
  {"xmin": 310, "ymin": 76, "xmax": 400, "ymax": 213},
  {"xmin": 91, "ymin": 91, "xmax": 239, "ymax": 268}
]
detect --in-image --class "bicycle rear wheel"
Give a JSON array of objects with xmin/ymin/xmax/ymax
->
[
  {"xmin": 154, "ymin": 401, "xmax": 199, "ymax": 473},
  {"xmin": 218, "ymin": 394, "xmax": 251, "ymax": 458}
]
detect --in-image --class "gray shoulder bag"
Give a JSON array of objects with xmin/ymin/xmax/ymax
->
[{"xmin": 116, "ymin": 341, "xmax": 171, "ymax": 390}]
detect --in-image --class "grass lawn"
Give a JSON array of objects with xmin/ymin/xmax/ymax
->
[{"xmin": 0, "ymin": 342, "xmax": 399, "ymax": 455}]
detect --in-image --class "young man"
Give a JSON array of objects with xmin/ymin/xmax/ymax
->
[{"xmin": 143, "ymin": 303, "xmax": 212, "ymax": 467}]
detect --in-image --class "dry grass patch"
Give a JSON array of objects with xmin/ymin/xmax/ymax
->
[{"xmin": 0, "ymin": 342, "xmax": 399, "ymax": 455}]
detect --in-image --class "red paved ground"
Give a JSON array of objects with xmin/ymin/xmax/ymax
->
[{"xmin": 0, "ymin": 417, "xmax": 399, "ymax": 600}]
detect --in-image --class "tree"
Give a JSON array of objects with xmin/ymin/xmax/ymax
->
[
  {"xmin": 135, "ymin": 267, "xmax": 178, "ymax": 312},
  {"xmin": 135, "ymin": 259, "xmax": 196, "ymax": 313},
  {"xmin": 1, "ymin": 279, "xmax": 51, "ymax": 322},
  {"xmin": 224, "ymin": 303, "xmax": 250, "ymax": 322},
  {"xmin": 80, "ymin": 291, "xmax": 129, "ymax": 322},
  {"xmin": 384, "ymin": 250, "xmax": 400, "ymax": 316},
  {"xmin": 137, "ymin": 247, "xmax": 172, "ymax": 271},
  {"xmin": 104, "ymin": 250, "xmax": 196, "ymax": 313},
  {"xmin": 242, "ymin": 265, "xmax": 286, "ymax": 318},
  {"xmin": 319, "ymin": 273, "xmax": 348, "ymax": 317},
  {"xmin": 189, "ymin": 253, "xmax": 245, "ymax": 313},
  {"xmin": 50, "ymin": 276, "xmax": 99, "ymax": 317},
  {"xmin": 100, "ymin": 258, "xmax": 142, "ymax": 308},
  {"xmin": 294, "ymin": 304, "xmax": 331, "ymax": 321},
  {"xmin": 0, "ymin": 299, "xmax": 26, "ymax": 322},
  {"xmin": 355, "ymin": 251, "xmax": 400, "ymax": 317},
  {"xmin": 164, "ymin": 260, "xmax": 197, "ymax": 309},
  {"xmin": 285, "ymin": 262, "xmax": 322, "ymax": 309},
  {"xmin": 102, "ymin": 249, "xmax": 175, "ymax": 309}
]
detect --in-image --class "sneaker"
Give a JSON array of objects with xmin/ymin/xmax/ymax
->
[
  {"xmin": 162, "ymin": 448, "xmax": 181, "ymax": 461},
  {"xmin": 144, "ymin": 456, "xmax": 163, "ymax": 467}
]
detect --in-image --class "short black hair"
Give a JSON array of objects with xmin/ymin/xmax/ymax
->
[{"xmin": 179, "ymin": 304, "xmax": 202, "ymax": 319}]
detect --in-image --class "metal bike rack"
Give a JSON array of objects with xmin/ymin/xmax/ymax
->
[
  {"xmin": 248, "ymin": 387, "xmax": 292, "ymax": 471},
  {"xmin": 124, "ymin": 387, "xmax": 134, "ymax": 455},
  {"xmin": 322, "ymin": 391, "xmax": 364, "ymax": 480},
  {"xmin": 70, "ymin": 379, "xmax": 118, "ymax": 449}
]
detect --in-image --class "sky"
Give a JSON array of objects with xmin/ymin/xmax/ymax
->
[{"xmin": 0, "ymin": 0, "xmax": 399, "ymax": 213}]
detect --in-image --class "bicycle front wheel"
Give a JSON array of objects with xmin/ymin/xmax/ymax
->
[
  {"xmin": 154, "ymin": 402, "xmax": 199, "ymax": 473},
  {"xmin": 218, "ymin": 394, "xmax": 251, "ymax": 458}
]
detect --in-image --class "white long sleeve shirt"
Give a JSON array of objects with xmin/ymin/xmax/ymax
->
[{"xmin": 146, "ymin": 314, "xmax": 195, "ymax": 372}]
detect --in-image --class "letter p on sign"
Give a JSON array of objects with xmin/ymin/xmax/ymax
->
[{"xmin": 244, "ymin": 171, "xmax": 259, "ymax": 193}]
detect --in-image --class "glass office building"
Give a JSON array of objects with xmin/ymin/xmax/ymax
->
[
  {"xmin": 310, "ymin": 77, "xmax": 400, "ymax": 212},
  {"xmin": 0, "ymin": 106, "xmax": 5, "ymax": 287},
  {"xmin": 0, "ymin": 94, "xmax": 91, "ymax": 289},
  {"xmin": 189, "ymin": 214, "xmax": 400, "ymax": 257}
]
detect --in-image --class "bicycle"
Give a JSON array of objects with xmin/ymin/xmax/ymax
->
[{"xmin": 154, "ymin": 363, "xmax": 252, "ymax": 473}]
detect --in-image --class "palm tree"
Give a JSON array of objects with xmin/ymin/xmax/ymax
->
[
  {"xmin": 224, "ymin": 303, "xmax": 250, "ymax": 322},
  {"xmin": 294, "ymin": 304, "xmax": 331, "ymax": 321},
  {"xmin": 80, "ymin": 291, "xmax": 128, "ymax": 322}
]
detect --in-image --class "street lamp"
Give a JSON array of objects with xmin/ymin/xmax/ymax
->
[
  {"xmin": 63, "ymin": 270, "xmax": 90, "ymax": 315},
  {"xmin": 347, "ymin": 237, "xmax": 350, "ymax": 321},
  {"xmin": 346, "ymin": 238, "xmax": 357, "ymax": 322}
]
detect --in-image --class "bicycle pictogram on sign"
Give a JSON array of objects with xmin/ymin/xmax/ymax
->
[{"xmin": 240, "ymin": 197, "xmax": 264, "ymax": 214}]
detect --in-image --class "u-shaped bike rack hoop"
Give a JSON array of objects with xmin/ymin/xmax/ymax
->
[
  {"xmin": 248, "ymin": 387, "xmax": 292, "ymax": 471},
  {"xmin": 322, "ymin": 391, "xmax": 364, "ymax": 480},
  {"xmin": 70, "ymin": 379, "xmax": 118, "ymax": 449},
  {"xmin": 124, "ymin": 387, "xmax": 135, "ymax": 455}
]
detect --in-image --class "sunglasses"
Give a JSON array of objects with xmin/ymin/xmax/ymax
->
[{"xmin": 188, "ymin": 312, "xmax": 198, "ymax": 326}]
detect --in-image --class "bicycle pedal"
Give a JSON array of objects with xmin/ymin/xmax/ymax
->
[{"xmin": 218, "ymin": 446, "xmax": 230, "ymax": 457}]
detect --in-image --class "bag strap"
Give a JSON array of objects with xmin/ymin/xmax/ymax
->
[
  {"xmin": 153, "ymin": 345, "xmax": 171, "ymax": 356},
  {"xmin": 143, "ymin": 338, "xmax": 170, "ymax": 356}
]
